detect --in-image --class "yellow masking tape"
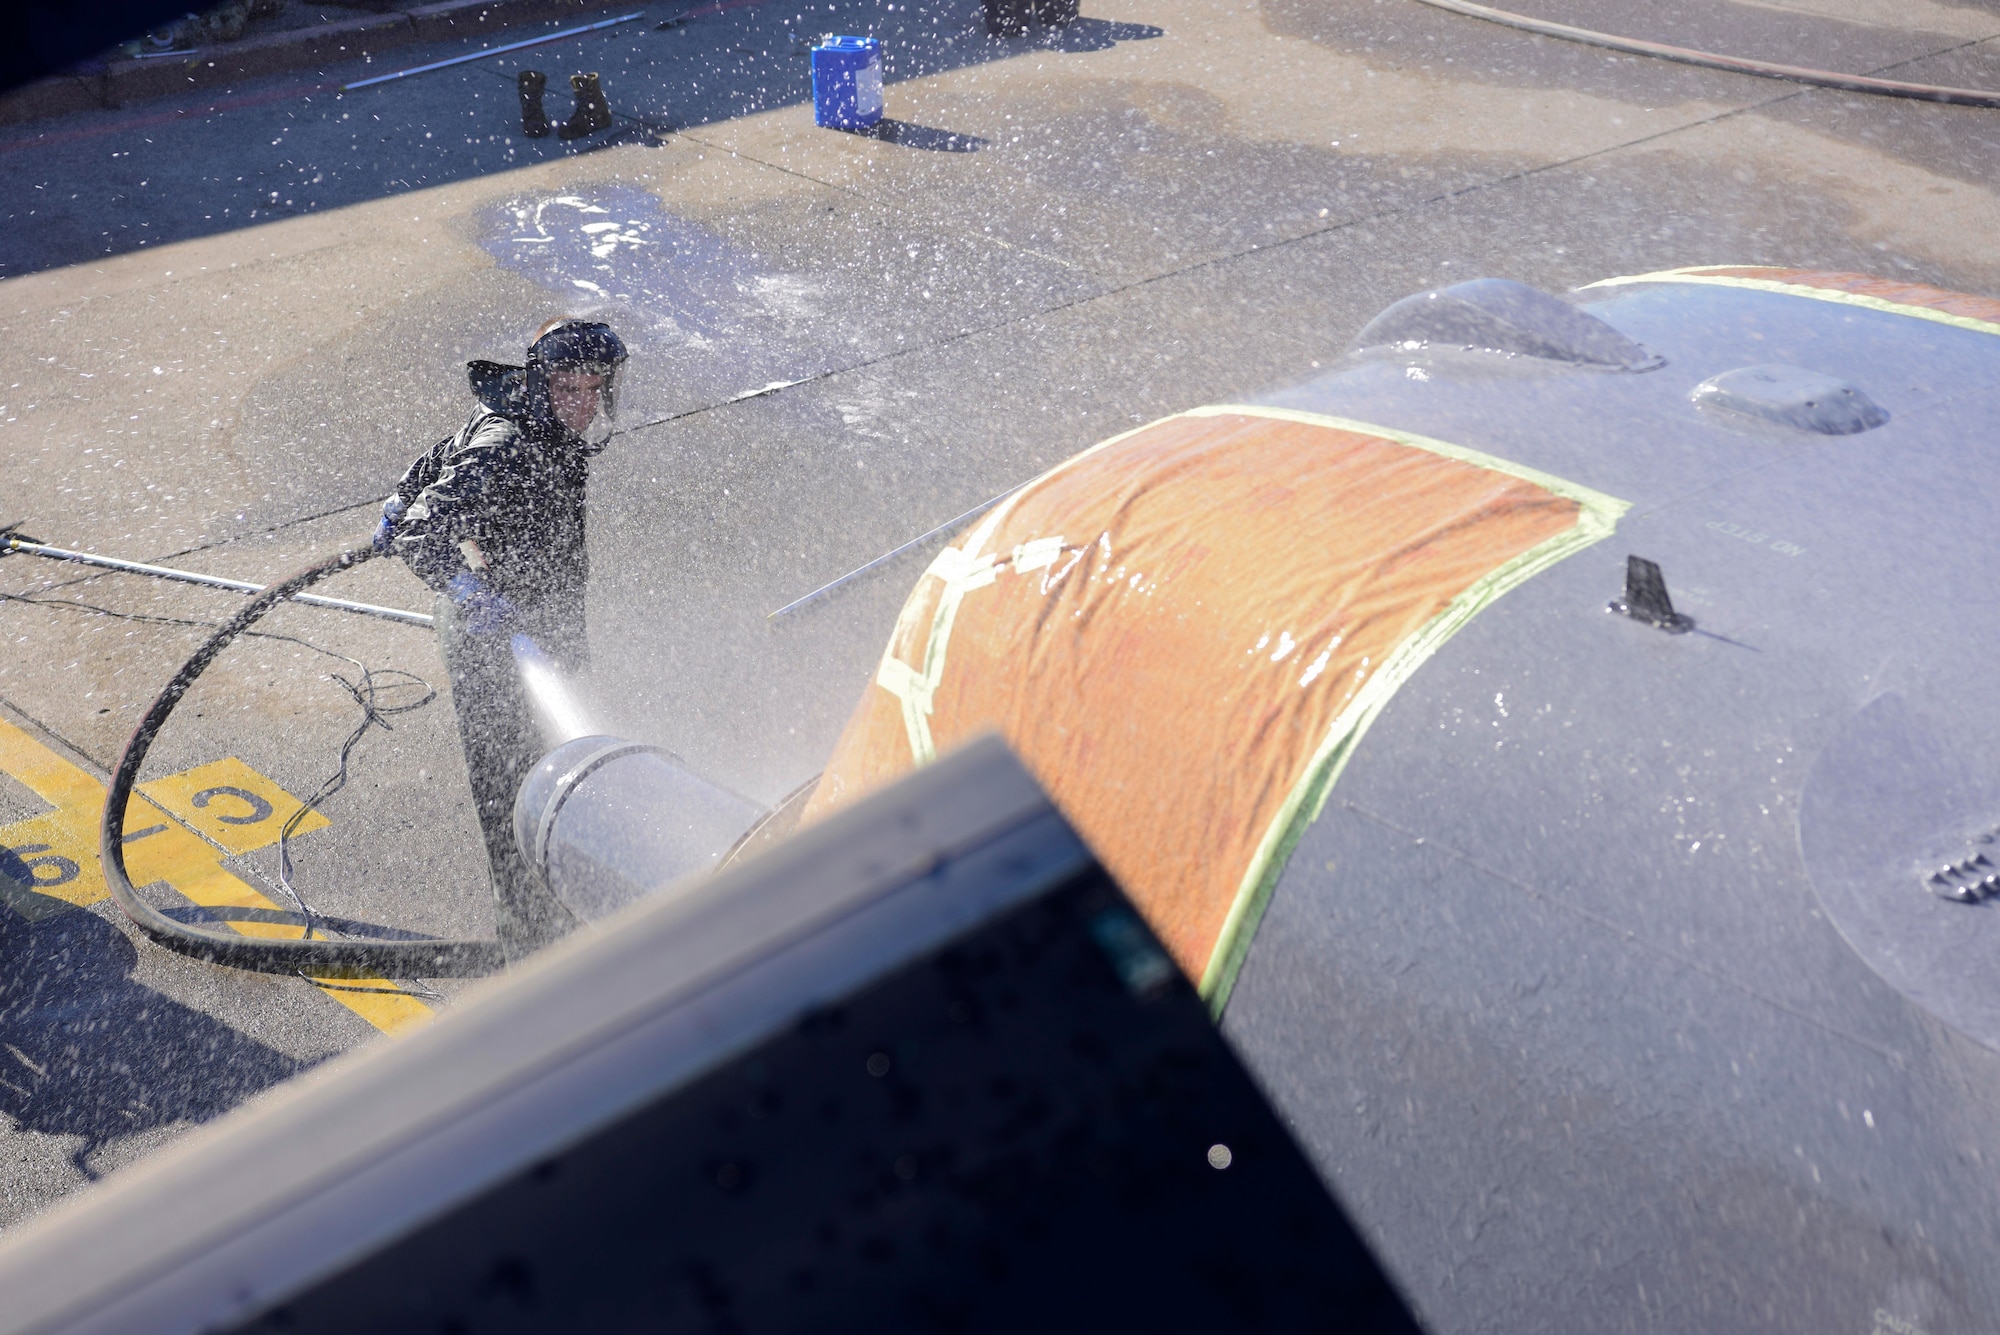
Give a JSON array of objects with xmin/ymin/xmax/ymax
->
[{"xmin": 1583, "ymin": 266, "xmax": 2000, "ymax": 339}]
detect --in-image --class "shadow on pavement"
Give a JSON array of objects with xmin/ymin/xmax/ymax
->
[
  {"xmin": 0, "ymin": 0, "xmax": 1164, "ymax": 279},
  {"xmin": 858, "ymin": 118, "xmax": 987, "ymax": 152},
  {"xmin": 0, "ymin": 888, "xmax": 305, "ymax": 1178},
  {"xmin": 1037, "ymin": 16, "xmax": 1165, "ymax": 50},
  {"xmin": 160, "ymin": 903, "xmax": 443, "ymax": 941}
]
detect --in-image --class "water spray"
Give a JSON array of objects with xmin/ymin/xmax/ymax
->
[{"xmin": 510, "ymin": 632, "xmax": 597, "ymax": 747}]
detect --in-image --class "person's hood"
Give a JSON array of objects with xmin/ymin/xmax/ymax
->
[{"xmin": 467, "ymin": 360, "xmax": 528, "ymax": 418}]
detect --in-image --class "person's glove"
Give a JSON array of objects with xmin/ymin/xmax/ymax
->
[
  {"xmin": 370, "ymin": 497, "xmax": 406, "ymax": 557},
  {"xmin": 447, "ymin": 571, "xmax": 517, "ymax": 638}
]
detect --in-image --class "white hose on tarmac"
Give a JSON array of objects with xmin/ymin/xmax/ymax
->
[{"xmin": 1411, "ymin": 0, "xmax": 2000, "ymax": 108}]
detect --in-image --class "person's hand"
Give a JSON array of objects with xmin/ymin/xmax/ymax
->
[
  {"xmin": 370, "ymin": 497, "xmax": 406, "ymax": 557},
  {"xmin": 447, "ymin": 571, "xmax": 517, "ymax": 637}
]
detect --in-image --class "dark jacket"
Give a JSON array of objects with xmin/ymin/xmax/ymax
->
[{"xmin": 392, "ymin": 364, "xmax": 591, "ymax": 613}]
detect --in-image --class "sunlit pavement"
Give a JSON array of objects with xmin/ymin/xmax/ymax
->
[{"xmin": 2, "ymin": 0, "xmax": 1998, "ymax": 1233}]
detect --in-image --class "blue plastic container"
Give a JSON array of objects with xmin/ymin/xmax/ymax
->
[{"xmin": 811, "ymin": 36, "xmax": 883, "ymax": 130}]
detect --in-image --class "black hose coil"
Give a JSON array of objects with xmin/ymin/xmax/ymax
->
[{"xmin": 98, "ymin": 546, "xmax": 507, "ymax": 976}]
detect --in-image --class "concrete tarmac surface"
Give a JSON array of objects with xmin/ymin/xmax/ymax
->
[{"xmin": 1, "ymin": 0, "xmax": 1997, "ymax": 1295}]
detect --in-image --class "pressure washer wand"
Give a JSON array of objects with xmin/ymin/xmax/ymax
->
[{"xmin": 2, "ymin": 525, "xmax": 432, "ymax": 627}]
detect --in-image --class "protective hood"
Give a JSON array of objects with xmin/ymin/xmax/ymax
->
[
  {"xmin": 525, "ymin": 320, "xmax": 629, "ymax": 453},
  {"xmin": 466, "ymin": 360, "xmax": 528, "ymax": 417}
]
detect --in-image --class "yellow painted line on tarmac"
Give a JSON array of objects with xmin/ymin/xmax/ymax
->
[
  {"xmin": 139, "ymin": 756, "xmax": 330, "ymax": 855},
  {"xmin": 0, "ymin": 719, "xmax": 119, "ymax": 912},
  {"xmin": 0, "ymin": 717, "xmax": 107, "ymax": 831},
  {"xmin": 0, "ymin": 716, "xmax": 431, "ymax": 1035}
]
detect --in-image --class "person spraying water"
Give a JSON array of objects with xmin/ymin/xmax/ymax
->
[{"xmin": 377, "ymin": 317, "xmax": 628, "ymax": 957}]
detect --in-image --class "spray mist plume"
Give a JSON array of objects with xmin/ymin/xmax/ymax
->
[{"xmin": 512, "ymin": 633, "xmax": 598, "ymax": 745}]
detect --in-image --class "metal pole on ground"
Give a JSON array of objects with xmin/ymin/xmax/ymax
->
[{"xmin": 2, "ymin": 530, "xmax": 433, "ymax": 628}]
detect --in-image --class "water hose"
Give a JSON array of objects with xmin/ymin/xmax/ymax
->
[
  {"xmin": 1411, "ymin": 0, "xmax": 2000, "ymax": 108},
  {"xmin": 99, "ymin": 545, "xmax": 507, "ymax": 976}
]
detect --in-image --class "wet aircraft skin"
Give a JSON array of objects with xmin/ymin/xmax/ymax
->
[{"xmin": 1223, "ymin": 278, "xmax": 2000, "ymax": 1333}]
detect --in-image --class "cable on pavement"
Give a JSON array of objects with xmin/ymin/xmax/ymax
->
[
  {"xmin": 275, "ymin": 661, "xmax": 436, "ymax": 941},
  {"xmin": 3, "ymin": 574, "xmax": 440, "ymax": 968},
  {"xmin": 1410, "ymin": 0, "xmax": 2000, "ymax": 108},
  {"xmin": 99, "ymin": 546, "xmax": 507, "ymax": 977}
]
